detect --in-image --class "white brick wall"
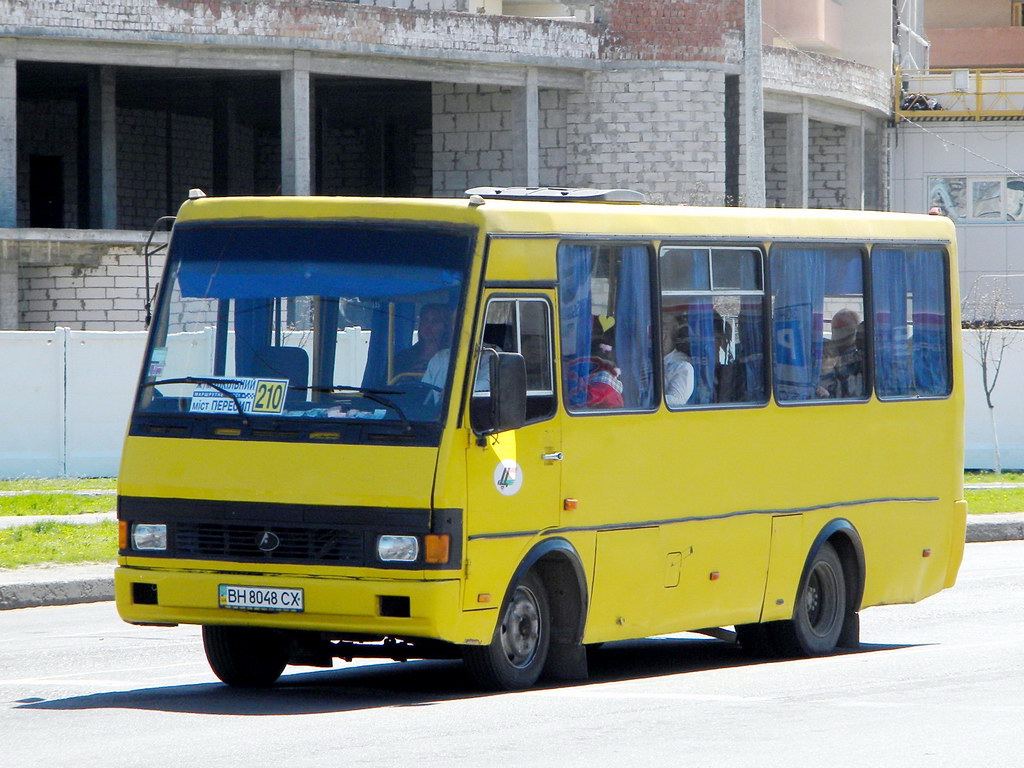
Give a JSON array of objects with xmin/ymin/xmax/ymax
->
[
  {"xmin": 18, "ymin": 249, "xmax": 164, "ymax": 331},
  {"xmin": 809, "ymin": 121, "xmax": 846, "ymax": 209},
  {"xmin": 567, "ymin": 68, "xmax": 726, "ymax": 204},
  {"xmin": 764, "ymin": 115, "xmax": 786, "ymax": 208},
  {"xmin": 432, "ymin": 82, "xmax": 567, "ymax": 196}
]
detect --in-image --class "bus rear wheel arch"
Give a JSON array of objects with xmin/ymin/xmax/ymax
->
[
  {"xmin": 738, "ymin": 527, "xmax": 864, "ymax": 658},
  {"xmin": 774, "ymin": 541, "xmax": 847, "ymax": 656}
]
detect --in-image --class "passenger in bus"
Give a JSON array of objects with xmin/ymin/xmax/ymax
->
[
  {"xmin": 394, "ymin": 303, "xmax": 451, "ymax": 378},
  {"xmin": 664, "ymin": 322, "xmax": 695, "ymax": 407},
  {"xmin": 819, "ymin": 309, "xmax": 864, "ymax": 399},
  {"xmin": 712, "ymin": 313, "xmax": 738, "ymax": 403},
  {"xmin": 585, "ymin": 334, "xmax": 625, "ymax": 408}
]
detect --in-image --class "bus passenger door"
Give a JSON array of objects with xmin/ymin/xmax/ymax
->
[{"xmin": 463, "ymin": 296, "xmax": 562, "ymax": 612}]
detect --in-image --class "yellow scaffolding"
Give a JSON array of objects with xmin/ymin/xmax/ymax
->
[{"xmin": 896, "ymin": 67, "xmax": 1024, "ymax": 121}]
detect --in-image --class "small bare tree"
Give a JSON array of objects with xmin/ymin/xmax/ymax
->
[{"xmin": 961, "ymin": 277, "xmax": 1024, "ymax": 474}]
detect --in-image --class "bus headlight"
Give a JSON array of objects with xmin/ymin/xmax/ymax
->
[
  {"xmin": 377, "ymin": 535, "xmax": 419, "ymax": 562},
  {"xmin": 132, "ymin": 523, "xmax": 168, "ymax": 551}
]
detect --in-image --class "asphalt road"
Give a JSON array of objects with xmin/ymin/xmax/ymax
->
[{"xmin": 2, "ymin": 541, "xmax": 1023, "ymax": 768}]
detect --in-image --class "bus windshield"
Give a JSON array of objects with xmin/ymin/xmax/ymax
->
[{"xmin": 137, "ymin": 221, "xmax": 476, "ymax": 429}]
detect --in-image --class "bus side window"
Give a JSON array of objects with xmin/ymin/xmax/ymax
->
[
  {"xmin": 771, "ymin": 246, "xmax": 866, "ymax": 403},
  {"xmin": 871, "ymin": 248, "xmax": 950, "ymax": 398},
  {"xmin": 659, "ymin": 246, "xmax": 767, "ymax": 408},
  {"xmin": 472, "ymin": 298, "xmax": 556, "ymax": 424},
  {"xmin": 557, "ymin": 243, "xmax": 656, "ymax": 412}
]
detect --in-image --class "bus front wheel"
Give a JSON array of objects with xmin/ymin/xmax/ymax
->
[
  {"xmin": 202, "ymin": 625, "xmax": 288, "ymax": 687},
  {"xmin": 775, "ymin": 542, "xmax": 847, "ymax": 656},
  {"xmin": 463, "ymin": 571, "xmax": 551, "ymax": 691}
]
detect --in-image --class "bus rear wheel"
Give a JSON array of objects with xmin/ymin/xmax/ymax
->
[
  {"xmin": 774, "ymin": 542, "xmax": 847, "ymax": 657},
  {"xmin": 202, "ymin": 625, "xmax": 289, "ymax": 687},
  {"xmin": 463, "ymin": 571, "xmax": 550, "ymax": 691}
]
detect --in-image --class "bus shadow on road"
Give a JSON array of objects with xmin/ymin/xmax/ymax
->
[{"xmin": 17, "ymin": 634, "xmax": 921, "ymax": 716}]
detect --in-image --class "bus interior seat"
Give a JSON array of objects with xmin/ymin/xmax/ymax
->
[{"xmin": 251, "ymin": 346, "xmax": 309, "ymax": 405}]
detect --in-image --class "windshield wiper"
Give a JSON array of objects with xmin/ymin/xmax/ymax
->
[
  {"xmin": 143, "ymin": 377, "xmax": 249, "ymax": 425},
  {"xmin": 293, "ymin": 385, "xmax": 413, "ymax": 433}
]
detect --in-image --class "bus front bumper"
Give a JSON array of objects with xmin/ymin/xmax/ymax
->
[{"xmin": 115, "ymin": 565, "xmax": 495, "ymax": 646}]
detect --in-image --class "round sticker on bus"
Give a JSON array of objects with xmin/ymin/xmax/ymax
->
[{"xmin": 494, "ymin": 460, "xmax": 523, "ymax": 496}]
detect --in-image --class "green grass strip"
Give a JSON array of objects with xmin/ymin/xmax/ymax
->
[
  {"xmin": 0, "ymin": 521, "xmax": 118, "ymax": 569},
  {"xmin": 965, "ymin": 471, "xmax": 1024, "ymax": 484},
  {"xmin": 0, "ymin": 493, "xmax": 116, "ymax": 517},
  {"xmin": 0, "ymin": 478, "xmax": 117, "ymax": 492},
  {"xmin": 965, "ymin": 487, "xmax": 1024, "ymax": 515}
]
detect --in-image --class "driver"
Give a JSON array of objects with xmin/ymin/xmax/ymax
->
[
  {"xmin": 394, "ymin": 303, "xmax": 451, "ymax": 378},
  {"xmin": 418, "ymin": 308, "xmax": 454, "ymax": 401}
]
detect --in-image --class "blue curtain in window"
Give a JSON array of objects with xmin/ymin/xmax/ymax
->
[
  {"xmin": 687, "ymin": 299, "xmax": 716, "ymax": 404},
  {"xmin": 614, "ymin": 246, "xmax": 653, "ymax": 408},
  {"xmin": 738, "ymin": 255, "xmax": 764, "ymax": 402},
  {"xmin": 361, "ymin": 300, "xmax": 390, "ymax": 389},
  {"xmin": 911, "ymin": 250, "xmax": 949, "ymax": 396},
  {"xmin": 872, "ymin": 249, "xmax": 912, "ymax": 397},
  {"xmin": 557, "ymin": 244, "xmax": 594, "ymax": 408},
  {"xmin": 772, "ymin": 250, "xmax": 825, "ymax": 400},
  {"xmin": 738, "ymin": 297, "xmax": 765, "ymax": 402},
  {"xmin": 234, "ymin": 298, "xmax": 273, "ymax": 376}
]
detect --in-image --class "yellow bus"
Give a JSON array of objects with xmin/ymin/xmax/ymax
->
[{"xmin": 115, "ymin": 188, "xmax": 966, "ymax": 690}]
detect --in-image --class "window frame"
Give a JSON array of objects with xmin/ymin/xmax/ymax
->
[
  {"xmin": 658, "ymin": 242, "xmax": 770, "ymax": 411},
  {"xmin": 868, "ymin": 245, "xmax": 953, "ymax": 402},
  {"xmin": 472, "ymin": 293, "xmax": 558, "ymax": 426},
  {"xmin": 767, "ymin": 242, "xmax": 871, "ymax": 408},
  {"xmin": 556, "ymin": 241, "xmax": 659, "ymax": 417}
]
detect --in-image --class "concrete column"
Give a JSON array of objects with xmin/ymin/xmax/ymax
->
[
  {"xmin": 214, "ymin": 94, "xmax": 239, "ymax": 196},
  {"xmin": 743, "ymin": 0, "xmax": 766, "ymax": 207},
  {"xmin": 88, "ymin": 66, "xmax": 118, "ymax": 229},
  {"xmin": 844, "ymin": 117, "xmax": 865, "ymax": 210},
  {"xmin": 785, "ymin": 104, "xmax": 808, "ymax": 209},
  {"xmin": 0, "ymin": 42, "xmax": 17, "ymax": 229},
  {"xmin": 512, "ymin": 68, "xmax": 540, "ymax": 187},
  {"xmin": 281, "ymin": 53, "xmax": 312, "ymax": 196},
  {"xmin": 0, "ymin": 258, "xmax": 18, "ymax": 330}
]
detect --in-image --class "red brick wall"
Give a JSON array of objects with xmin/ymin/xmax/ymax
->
[{"xmin": 596, "ymin": 0, "xmax": 745, "ymax": 62}]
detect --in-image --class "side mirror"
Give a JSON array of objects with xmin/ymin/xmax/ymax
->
[{"xmin": 471, "ymin": 350, "xmax": 527, "ymax": 436}]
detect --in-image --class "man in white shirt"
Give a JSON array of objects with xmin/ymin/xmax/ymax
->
[{"xmin": 664, "ymin": 324, "xmax": 695, "ymax": 407}]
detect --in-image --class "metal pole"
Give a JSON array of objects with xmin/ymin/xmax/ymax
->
[{"xmin": 744, "ymin": 0, "xmax": 766, "ymax": 208}]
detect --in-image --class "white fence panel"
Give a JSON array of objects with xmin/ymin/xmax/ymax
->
[
  {"xmin": 1, "ymin": 328, "xmax": 1022, "ymax": 477},
  {"xmin": 963, "ymin": 329, "xmax": 1024, "ymax": 470},
  {"xmin": 0, "ymin": 330, "xmax": 66, "ymax": 477},
  {"xmin": 65, "ymin": 331, "xmax": 147, "ymax": 477}
]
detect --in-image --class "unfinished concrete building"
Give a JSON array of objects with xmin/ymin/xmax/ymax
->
[{"xmin": 0, "ymin": 0, "xmax": 894, "ymax": 330}]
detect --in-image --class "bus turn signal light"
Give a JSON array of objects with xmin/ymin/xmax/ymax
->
[
  {"xmin": 425, "ymin": 534, "xmax": 450, "ymax": 564},
  {"xmin": 118, "ymin": 520, "xmax": 128, "ymax": 550}
]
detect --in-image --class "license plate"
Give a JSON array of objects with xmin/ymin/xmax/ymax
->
[{"xmin": 218, "ymin": 584, "xmax": 304, "ymax": 613}]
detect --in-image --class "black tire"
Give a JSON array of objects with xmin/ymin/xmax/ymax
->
[
  {"xmin": 772, "ymin": 542, "xmax": 847, "ymax": 657},
  {"xmin": 463, "ymin": 571, "xmax": 550, "ymax": 691},
  {"xmin": 202, "ymin": 625, "xmax": 289, "ymax": 687}
]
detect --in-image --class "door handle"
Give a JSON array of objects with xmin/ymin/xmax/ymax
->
[{"xmin": 541, "ymin": 452, "xmax": 563, "ymax": 462}]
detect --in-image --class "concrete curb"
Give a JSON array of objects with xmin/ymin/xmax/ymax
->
[
  {"xmin": 965, "ymin": 514, "xmax": 1024, "ymax": 543},
  {"xmin": 1, "ymin": 515, "xmax": 1021, "ymax": 611},
  {"xmin": 0, "ymin": 564, "xmax": 114, "ymax": 610}
]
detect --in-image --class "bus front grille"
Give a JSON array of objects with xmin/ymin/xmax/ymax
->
[{"xmin": 175, "ymin": 522, "xmax": 364, "ymax": 565}]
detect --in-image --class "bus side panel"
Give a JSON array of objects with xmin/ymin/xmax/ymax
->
[
  {"xmin": 652, "ymin": 516, "xmax": 772, "ymax": 634},
  {"xmin": 759, "ymin": 514, "xmax": 805, "ymax": 622},
  {"xmin": 855, "ymin": 499, "xmax": 961, "ymax": 608},
  {"xmin": 585, "ymin": 528, "xmax": 660, "ymax": 643}
]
